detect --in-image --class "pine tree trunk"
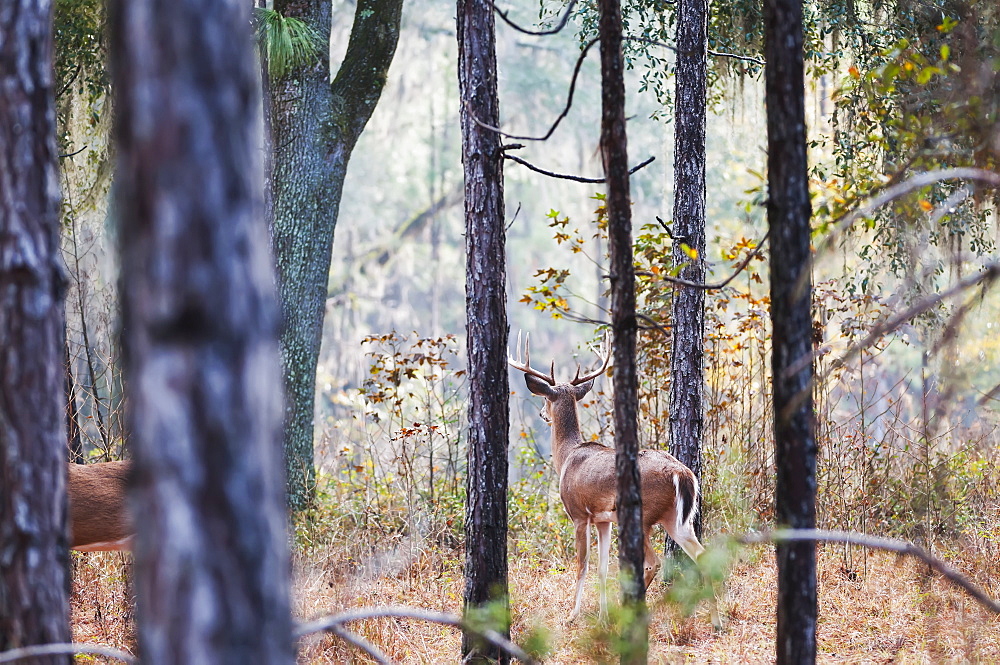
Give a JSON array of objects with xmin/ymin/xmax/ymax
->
[
  {"xmin": 457, "ymin": 0, "xmax": 509, "ymax": 661},
  {"xmin": 599, "ymin": 0, "xmax": 648, "ymax": 660},
  {"xmin": 668, "ymin": 0, "xmax": 708, "ymax": 547},
  {"xmin": 111, "ymin": 0, "xmax": 295, "ymax": 661},
  {"xmin": 0, "ymin": 0, "xmax": 72, "ymax": 658},
  {"xmin": 764, "ymin": 0, "xmax": 817, "ymax": 661},
  {"xmin": 271, "ymin": 0, "xmax": 403, "ymax": 511}
]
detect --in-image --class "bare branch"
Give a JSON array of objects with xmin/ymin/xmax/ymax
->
[
  {"xmin": 816, "ymin": 262, "xmax": 1000, "ymax": 379},
  {"xmin": 492, "ymin": 0, "xmax": 578, "ymax": 36},
  {"xmin": 504, "ymin": 152, "xmax": 655, "ymax": 183},
  {"xmin": 296, "ymin": 607, "xmax": 538, "ymax": 664},
  {"xmin": 465, "ymin": 37, "xmax": 599, "ymax": 142},
  {"xmin": 817, "ymin": 168, "xmax": 1000, "ymax": 257},
  {"xmin": 0, "ymin": 643, "xmax": 136, "ymax": 664},
  {"xmin": 739, "ymin": 529, "xmax": 1000, "ymax": 615},
  {"xmin": 656, "ymin": 230, "xmax": 770, "ymax": 290}
]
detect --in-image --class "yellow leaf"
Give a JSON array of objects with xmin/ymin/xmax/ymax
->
[{"xmin": 919, "ymin": 199, "xmax": 933, "ymax": 211}]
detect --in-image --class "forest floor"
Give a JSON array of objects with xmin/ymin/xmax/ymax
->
[{"xmin": 71, "ymin": 539, "xmax": 1000, "ymax": 663}]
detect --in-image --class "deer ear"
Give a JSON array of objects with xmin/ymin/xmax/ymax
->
[
  {"xmin": 571, "ymin": 379, "xmax": 594, "ymax": 400},
  {"xmin": 524, "ymin": 373, "xmax": 556, "ymax": 397}
]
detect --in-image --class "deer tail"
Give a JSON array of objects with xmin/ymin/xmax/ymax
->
[{"xmin": 674, "ymin": 472, "xmax": 699, "ymax": 532}]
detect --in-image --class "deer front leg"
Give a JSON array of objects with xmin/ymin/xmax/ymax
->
[
  {"xmin": 568, "ymin": 519, "xmax": 591, "ymax": 622},
  {"xmin": 596, "ymin": 521, "xmax": 612, "ymax": 620}
]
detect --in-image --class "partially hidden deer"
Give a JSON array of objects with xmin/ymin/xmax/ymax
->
[
  {"xmin": 510, "ymin": 333, "xmax": 705, "ymax": 621},
  {"xmin": 67, "ymin": 460, "xmax": 134, "ymax": 552}
]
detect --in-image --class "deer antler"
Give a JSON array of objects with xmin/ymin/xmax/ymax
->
[
  {"xmin": 508, "ymin": 331, "xmax": 556, "ymax": 385},
  {"xmin": 570, "ymin": 331, "xmax": 612, "ymax": 386}
]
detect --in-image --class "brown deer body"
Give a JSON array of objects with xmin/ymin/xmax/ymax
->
[
  {"xmin": 67, "ymin": 460, "xmax": 133, "ymax": 552},
  {"xmin": 510, "ymin": 334, "xmax": 705, "ymax": 620}
]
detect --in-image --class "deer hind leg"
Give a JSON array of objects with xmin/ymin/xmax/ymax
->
[
  {"xmin": 569, "ymin": 519, "xmax": 591, "ymax": 622},
  {"xmin": 664, "ymin": 517, "xmax": 706, "ymax": 563},
  {"xmin": 595, "ymin": 521, "xmax": 612, "ymax": 619}
]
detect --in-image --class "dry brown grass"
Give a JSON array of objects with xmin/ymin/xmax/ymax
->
[{"xmin": 70, "ymin": 538, "xmax": 1000, "ymax": 663}]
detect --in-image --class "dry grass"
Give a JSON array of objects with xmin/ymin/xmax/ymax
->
[{"xmin": 71, "ymin": 536, "xmax": 1000, "ymax": 663}]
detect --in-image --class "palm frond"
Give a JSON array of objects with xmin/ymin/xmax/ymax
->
[{"xmin": 253, "ymin": 8, "xmax": 323, "ymax": 80}]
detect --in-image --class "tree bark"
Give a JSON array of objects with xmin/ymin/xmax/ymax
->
[
  {"xmin": 668, "ymin": 0, "xmax": 708, "ymax": 549},
  {"xmin": 457, "ymin": 0, "xmax": 509, "ymax": 661},
  {"xmin": 599, "ymin": 0, "xmax": 648, "ymax": 661},
  {"xmin": 0, "ymin": 0, "xmax": 72, "ymax": 659},
  {"xmin": 764, "ymin": 0, "xmax": 817, "ymax": 662},
  {"xmin": 271, "ymin": 0, "xmax": 404, "ymax": 511},
  {"xmin": 110, "ymin": 0, "xmax": 295, "ymax": 662}
]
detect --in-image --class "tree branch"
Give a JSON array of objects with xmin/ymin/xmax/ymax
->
[
  {"xmin": 503, "ymin": 152, "xmax": 655, "ymax": 183},
  {"xmin": 492, "ymin": 0, "xmax": 578, "ymax": 36},
  {"xmin": 740, "ymin": 529, "xmax": 1000, "ymax": 615},
  {"xmin": 655, "ymin": 230, "xmax": 770, "ymax": 290},
  {"xmin": 0, "ymin": 643, "xmax": 136, "ymax": 664},
  {"xmin": 818, "ymin": 168, "xmax": 1000, "ymax": 257},
  {"xmin": 296, "ymin": 607, "xmax": 538, "ymax": 664}
]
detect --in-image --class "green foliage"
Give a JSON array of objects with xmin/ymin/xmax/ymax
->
[
  {"xmin": 253, "ymin": 7, "xmax": 323, "ymax": 80},
  {"xmin": 53, "ymin": 0, "xmax": 109, "ymax": 148}
]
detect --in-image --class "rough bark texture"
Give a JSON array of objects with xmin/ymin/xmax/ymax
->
[
  {"xmin": 271, "ymin": 0, "xmax": 403, "ymax": 511},
  {"xmin": 765, "ymin": 0, "xmax": 817, "ymax": 661},
  {"xmin": 110, "ymin": 0, "xmax": 295, "ymax": 662},
  {"xmin": 600, "ymin": 0, "xmax": 648, "ymax": 660},
  {"xmin": 668, "ymin": 0, "xmax": 708, "ymax": 547},
  {"xmin": 457, "ymin": 0, "xmax": 509, "ymax": 661},
  {"xmin": 0, "ymin": 0, "xmax": 72, "ymax": 659}
]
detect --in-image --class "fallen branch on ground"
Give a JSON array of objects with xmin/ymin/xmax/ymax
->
[
  {"xmin": 739, "ymin": 528, "xmax": 1000, "ymax": 615},
  {"xmin": 296, "ymin": 606, "xmax": 538, "ymax": 665}
]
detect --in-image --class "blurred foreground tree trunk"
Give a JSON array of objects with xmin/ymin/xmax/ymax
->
[
  {"xmin": 765, "ymin": 0, "xmax": 817, "ymax": 661},
  {"xmin": 599, "ymin": 0, "xmax": 647, "ymax": 661},
  {"xmin": 0, "ymin": 0, "xmax": 72, "ymax": 659},
  {"xmin": 111, "ymin": 0, "xmax": 295, "ymax": 662},
  {"xmin": 668, "ymin": 0, "xmax": 708, "ymax": 548},
  {"xmin": 270, "ymin": 0, "xmax": 404, "ymax": 511},
  {"xmin": 457, "ymin": 0, "xmax": 509, "ymax": 661}
]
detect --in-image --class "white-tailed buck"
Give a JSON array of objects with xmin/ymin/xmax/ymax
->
[
  {"xmin": 67, "ymin": 460, "xmax": 133, "ymax": 552},
  {"xmin": 510, "ymin": 333, "xmax": 705, "ymax": 621}
]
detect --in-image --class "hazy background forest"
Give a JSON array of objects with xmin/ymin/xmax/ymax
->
[{"xmin": 53, "ymin": 0, "xmax": 1000, "ymax": 661}]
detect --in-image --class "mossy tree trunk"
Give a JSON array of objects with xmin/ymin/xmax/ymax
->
[
  {"xmin": 271, "ymin": 0, "xmax": 404, "ymax": 511},
  {"xmin": 0, "ymin": 0, "xmax": 72, "ymax": 659}
]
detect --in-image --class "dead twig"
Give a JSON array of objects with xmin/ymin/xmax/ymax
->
[
  {"xmin": 0, "ymin": 643, "xmax": 136, "ymax": 664},
  {"xmin": 740, "ymin": 529, "xmax": 1000, "ymax": 615},
  {"xmin": 296, "ymin": 606, "xmax": 538, "ymax": 664}
]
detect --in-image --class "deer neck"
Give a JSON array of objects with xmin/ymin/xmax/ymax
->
[{"xmin": 549, "ymin": 396, "xmax": 584, "ymax": 474}]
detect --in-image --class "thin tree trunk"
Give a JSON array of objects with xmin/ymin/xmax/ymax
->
[
  {"xmin": 271, "ymin": 0, "xmax": 403, "ymax": 511},
  {"xmin": 0, "ymin": 0, "xmax": 72, "ymax": 658},
  {"xmin": 457, "ymin": 0, "xmax": 509, "ymax": 661},
  {"xmin": 599, "ymin": 0, "xmax": 647, "ymax": 660},
  {"xmin": 111, "ymin": 0, "xmax": 295, "ymax": 661},
  {"xmin": 668, "ymin": 0, "xmax": 708, "ymax": 549},
  {"xmin": 765, "ymin": 0, "xmax": 817, "ymax": 661}
]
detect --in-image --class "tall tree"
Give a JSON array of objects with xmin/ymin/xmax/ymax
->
[
  {"xmin": 271, "ymin": 0, "xmax": 404, "ymax": 510},
  {"xmin": 600, "ymin": 0, "xmax": 647, "ymax": 660},
  {"xmin": 110, "ymin": 0, "xmax": 295, "ymax": 662},
  {"xmin": 0, "ymin": 0, "xmax": 72, "ymax": 659},
  {"xmin": 457, "ymin": 0, "xmax": 509, "ymax": 661},
  {"xmin": 668, "ymin": 0, "xmax": 709, "ymax": 545},
  {"xmin": 764, "ymin": 0, "xmax": 817, "ymax": 661}
]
